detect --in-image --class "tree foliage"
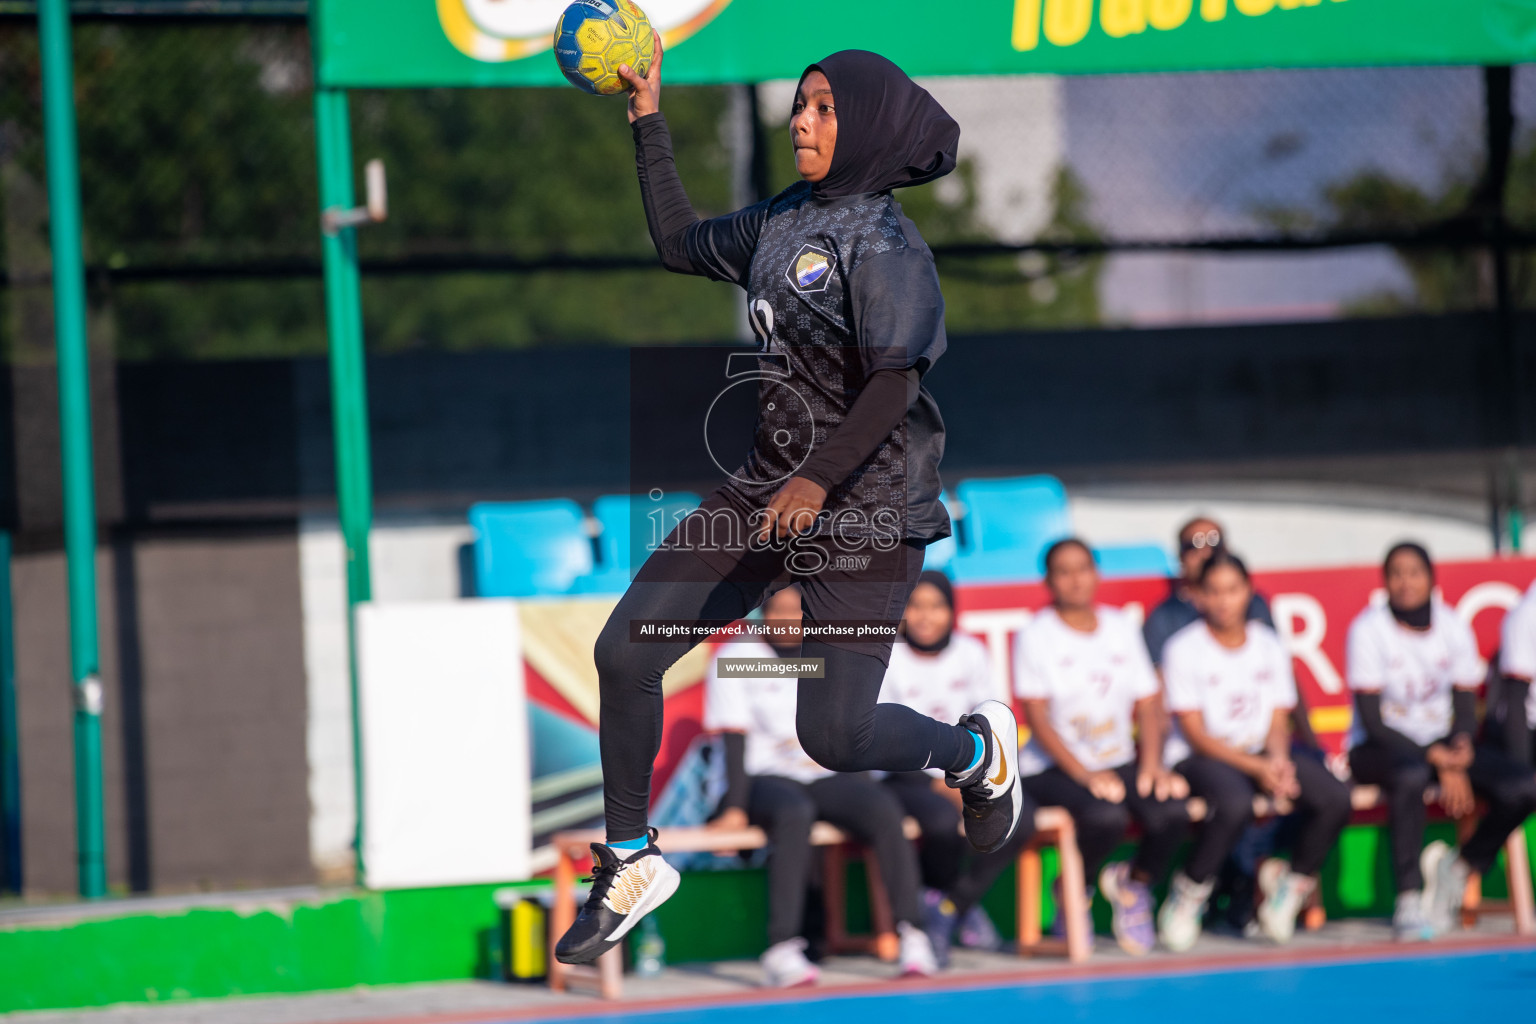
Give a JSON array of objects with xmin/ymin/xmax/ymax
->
[{"xmin": 0, "ymin": 22, "xmax": 1101, "ymax": 361}]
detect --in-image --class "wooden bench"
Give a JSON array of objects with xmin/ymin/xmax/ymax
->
[
  {"xmin": 550, "ymin": 789, "xmax": 1532, "ymax": 999},
  {"xmin": 548, "ymin": 807, "xmax": 1090, "ymax": 998},
  {"xmin": 1017, "ymin": 784, "xmax": 1534, "ymax": 940}
]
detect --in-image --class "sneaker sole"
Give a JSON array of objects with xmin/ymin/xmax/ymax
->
[
  {"xmin": 764, "ymin": 966, "xmax": 820, "ymax": 989},
  {"xmin": 553, "ymin": 859, "xmax": 682, "ymax": 965}
]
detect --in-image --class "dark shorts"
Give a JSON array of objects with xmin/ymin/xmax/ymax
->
[{"xmin": 632, "ymin": 485, "xmax": 925, "ymax": 666}]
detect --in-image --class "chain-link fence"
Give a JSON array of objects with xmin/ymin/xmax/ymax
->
[{"xmin": 3, "ymin": 10, "xmax": 1535, "ymax": 362}]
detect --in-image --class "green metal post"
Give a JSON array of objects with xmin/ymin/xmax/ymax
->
[
  {"xmin": 0, "ymin": 532, "xmax": 20, "ymax": 894},
  {"xmin": 313, "ymin": 86, "xmax": 373, "ymax": 883},
  {"xmin": 38, "ymin": 0, "xmax": 106, "ymax": 900}
]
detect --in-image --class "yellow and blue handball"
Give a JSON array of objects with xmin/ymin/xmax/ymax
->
[{"xmin": 553, "ymin": 0, "xmax": 655, "ymax": 96}]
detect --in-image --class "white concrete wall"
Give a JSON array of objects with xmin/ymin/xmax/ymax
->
[
  {"xmin": 1068, "ymin": 487, "xmax": 1491, "ymax": 572},
  {"xmin": 300, "ymin": 514, "xmax": 476, "ymax": 881}
]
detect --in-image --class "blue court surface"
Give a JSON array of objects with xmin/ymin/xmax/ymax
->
[{"xmin": 531, "ymin": 948, "xmax": 1536, "ymax": 1024}]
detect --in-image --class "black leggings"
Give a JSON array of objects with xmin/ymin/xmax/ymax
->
[
  {"xmin": 1350, "ymin": 740, "xmax": 1536, "ymax": 890},
  {"xmin": 1177, "ymin": 754, "xmax": 1351, "ymax": 883},
  {"xmin": 598, "ymin": 538, "xmax": 974, "ymax": 841},
  {"xmin": 1021, "ymin": 763, "xmax": 1191, "ymax": 884},
  {"xmin": 942, "ymin": 790, "xmax": 1042, "ymax": 919},
  {"xmin": 749, "ymin": 773, "xmax": 924, "ymax": 945},
  {"xmin": 884, "ymin": 772, "xmax": 968, "ymax": 893}
]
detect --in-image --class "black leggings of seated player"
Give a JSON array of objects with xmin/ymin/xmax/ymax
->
[
  {"xmin": 1176, "ymin": 754, "xmax": 1352, "ymax": 883},
  {"xmin": 1493, "ymin": 677, "xmax": 1535, "ymax": 767},
  {"xmin": 884, "ymin": 772, "xmax": 970, "ymax": 893},
  {"xmin": 1207, "ymin": 709, "xmax": 1328, "ymax": 929},
  {"xmin": 747, "ymin": 773, "xmax": 924, "ymax": 946},
  {"xmin": 1022, "ymin": 763, "xmax": 1192, "ymax": 885},
  {"xmin": 1350, "ymin": 739, "xmax": 1536, "ymax": 892},
  {"xmin": 938, "ymin": 762, "xmax": 1190, "ymax": 918},
  {"xmin": 596, "ymin": 500, "xmax": 975, "ymax": 842}
]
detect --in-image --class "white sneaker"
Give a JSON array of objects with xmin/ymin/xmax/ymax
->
[
  {"xmin": 945, "ymin": 699, "xmax": 1025, "ymax": 854},
  {"xmin": 897, "ymin": 920, "xmax": 939, "ymax": 977},
  {"xmin": 1158, "ymin": 872, "xmax": 1213, "ymax": 953},
  {"xmin": 1421, "ymin": 840, "xmax": 1471, "ymax": 935},
  {"xmin": 1256, "ymin": 859, "xmax": 1315, "ymax": 945},
  {"xmin": 554, "ymin": 829, "xmax": 681, "ymax": 965},
  {"xmin": 1392, "ymin": 890, "xmax": 1435, "ymax": 942},
  {"xmin": 760, "ymin": 937, "xmax": 818, "ymax": 988}
]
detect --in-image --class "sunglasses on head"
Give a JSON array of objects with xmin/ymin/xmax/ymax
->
[{"xmin": 1180, "ymin": 529, "xmax": 1222, "ymax": 555}]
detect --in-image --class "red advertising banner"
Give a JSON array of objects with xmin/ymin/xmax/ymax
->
[
  {"xmin": 953, "ymin": 557, "xmax": 1536, "ymax": 754},
  {"xmin": 520, "ymin": 557, "xmax": 1536, "ymax": 815}
]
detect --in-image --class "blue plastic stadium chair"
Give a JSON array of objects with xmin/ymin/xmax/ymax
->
[
  {"xmin": 949, "ymin": 475, "xmax": 1071, "ymax": 584},
  {"xmin": 469, "ymin": 500, "xmax": 594, "ymax": 598},
  {"xmin": 921, "ymin": 490, "xmax": 960, "ymax": 573},
  {"xmin": 1094, "ymin": 543, "xmax": 1177, "ymax": 580},
  {"xmin": 575, "ymin": 491, "xmax": 702, "ymax": 594}
]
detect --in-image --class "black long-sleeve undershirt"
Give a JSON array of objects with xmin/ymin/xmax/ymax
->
[
  {"xmin": 1504, "ymin": 678, "xmax": 1532, "ymax": 763},
  {"xmin": 795, "ymin": 366, "xmax": 921, "ymax": 493},
  {"xmin": 718, "ymin": 731, "xmax": 750, "ymax": 814},
  {"xmin": 1451, "ymin": 687, "xmax": 1477, "ymax": 742},
  {"xmin": 633, "ymin": 112, "xmax": 701, "ymax": 274}
]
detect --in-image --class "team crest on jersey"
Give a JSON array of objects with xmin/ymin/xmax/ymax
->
[{"xmin": 787, "ymin": 244, "xmax": 835, "ymax": 293}]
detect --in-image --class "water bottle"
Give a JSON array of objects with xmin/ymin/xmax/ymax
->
[{"xmin": 634, "ymin": 915, "xmax": 666, "ymax": 977}]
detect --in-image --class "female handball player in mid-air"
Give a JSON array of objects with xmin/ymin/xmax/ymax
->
[{"xmin": 554, "ymin": 40, "xmax": 1024, "ymax": 965}]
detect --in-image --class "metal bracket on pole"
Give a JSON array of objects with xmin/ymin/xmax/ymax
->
[{"xmin": 322, "ymin": 158, "xmax": 387, "ymax": 235}]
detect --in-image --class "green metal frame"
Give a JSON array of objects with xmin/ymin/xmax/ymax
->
[
  {"xmin": 38, "ymin": 0, "xmax": 106, "ymax": 900},
  {"xmin": 313, "ymin": 86, "xmax": 373, "ymax": 882},
  {"xmin": 0, "ymin": 531, "xmax": 20, "ymax": 894}
]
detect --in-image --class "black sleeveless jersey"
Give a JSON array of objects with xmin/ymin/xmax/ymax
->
[{"xmin": 682, "ymin": 180, "xmax": 951, "ymax": 544}]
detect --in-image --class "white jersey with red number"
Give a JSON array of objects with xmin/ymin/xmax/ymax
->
[
  {"xmin": 1345, "ymin": 600, "xmax": 1483, "ymax": 748},
  {"xmin": 1163, "ymin": 620, "xmax": 1298, "ymax": 757},
  {"xmin": 879, "ymin": 633, "xmax": 998, "ymax": 778},
  {"xmin": 703, "ymin": 639, "xmax": 830, "ymax": 784},
  {"xmin": 1501, "ymin": 582, "xmax": 1536, "ymax": 729},
  {"xmin": 1013, "ymin": 606, "xmax": 1160, "ymax": 776}
]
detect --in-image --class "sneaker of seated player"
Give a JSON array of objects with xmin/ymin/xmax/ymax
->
[
  {"xmin": 897, "ymin": 920, "xmax": 939, "ymax": 976},
  {"xmin": 944, "ymin": 699, "xmax": 1024, "ymax": 853},
  {"xmin": 920, "ymin": 888, "xmax": 956, "ymax": 969},
  {"xmin": 553, "ymin": 828, "xmax": 681, "ymax": 965},
  {"xmin": 1157, "ymin": 872, "xmax": 1213, "ymax": 953},
  {"xmin": 1046, "ymin": 877, "xmax": 1095, "ymax": 946},
  {"xmin": 1420, "ymin": 840, "xmax": 1471, "ymax": 936},
  {"xmin": 1255, "ymin": 858, "xmax": 1316, "ymax": 945},
  {"xmin": 956, "ymin": 902, "xmax": 1003, "ymax": 952},
  {"xmin": 1392, "ymin": 890, "xmax": 1435, "ymax": 942},
  {"xmin": 1099, "ymin": 861, "xmax": 1155, "ymax": 956},
  {"xmin": 760, "ymin": 937, "xmax": 818, "ymax": 988}
]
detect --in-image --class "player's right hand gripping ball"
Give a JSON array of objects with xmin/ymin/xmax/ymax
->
[{"xmin": 553, "ymin": 0, "xmax": 655, "ymax": 96}]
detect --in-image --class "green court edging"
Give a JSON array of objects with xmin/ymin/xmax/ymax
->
[
  {"xmin": 3, "ymin": 818, "xmax": 1534, "ymax": 1012},
  {"xmin": 0, "ymin": 882, "xmax": 521, "ymax": 1012}
]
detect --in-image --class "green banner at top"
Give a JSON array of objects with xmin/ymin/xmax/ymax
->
[{"xmin": 313, "ymin": 0, "xmax": 1536, "ymax": 88}]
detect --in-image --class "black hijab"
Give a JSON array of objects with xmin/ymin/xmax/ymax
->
[
  {"xmin": 1385, "ymin": 541, "xmax": 1435, "ymax": 630},
  {"xmin": 906, "ymin": 569, "xmax": 956, "ymax": 654},
  {"xmin": 802, "ymin": 50, "xmax": 959, "ymax": 201}
]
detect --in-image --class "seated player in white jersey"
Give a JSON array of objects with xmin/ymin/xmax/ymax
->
[
  {"xmin": 1490, "ymin": 577, "xmax": 1536, "ymax": 768},
  {"xmin": 1160, "ymin": 550, "xmax": 1351, "ymax": 952},
  {"xmin": 703, "ymin": 585, "xmax": 938, "ymax": 986},
  {"xmin": 877, "ymin": 570, "xmax": 1018, "ymax": 962},
  {"xmin": 1346, "ymin": 543, "xmax": 1536, "ymax": 940},
  {"xmin": 1013, "ymin": 539, "xmax": 1190, "ymax": 956}
]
